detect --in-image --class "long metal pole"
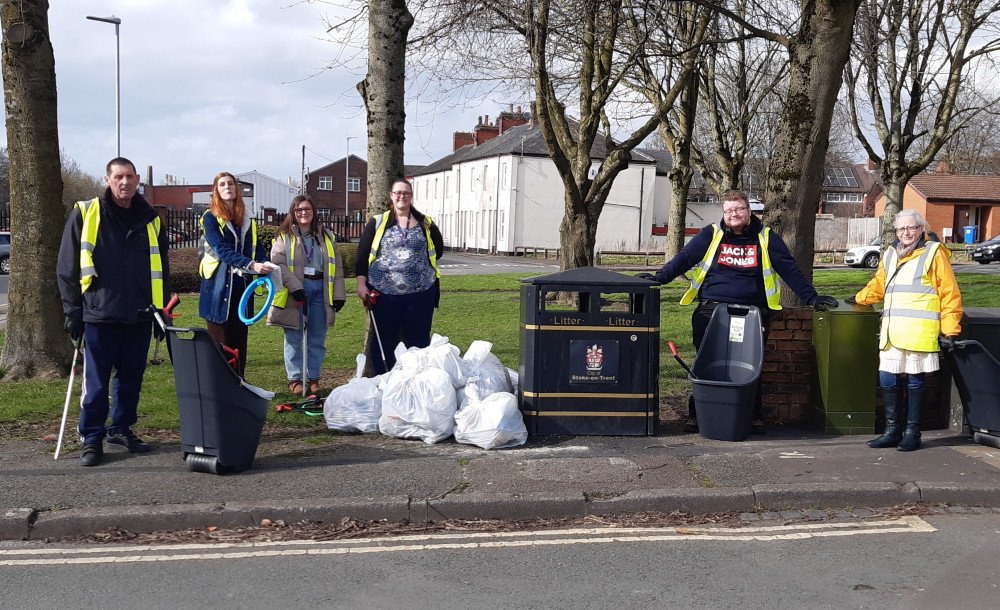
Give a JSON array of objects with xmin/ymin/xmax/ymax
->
[
  {"xmin": 345, "ymin": 138, "xmax": 350, "ymax": 218},
  {"xmin": 114, "ymin": 22, "xmax": 120, "ymax": 157}
]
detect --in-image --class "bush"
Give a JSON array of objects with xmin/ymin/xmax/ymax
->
[
  {"xmin": 338, "ymin": 242, "xmax": 358, "ymax": 278},
  {"xmin": 168, "ymin": 248, "xmax": 201, "ymax": 293},
  {"xmin": 257, "ymin": 224, "xmax": 277, "ymax": 255}
]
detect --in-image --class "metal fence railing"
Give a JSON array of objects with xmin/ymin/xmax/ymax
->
[{"xmin": 161, "ymin": 208, "xmax": 366, "ymax": 250}]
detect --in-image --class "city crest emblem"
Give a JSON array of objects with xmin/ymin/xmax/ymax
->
[{"xmin": 585, "ymin": 343, "xmax": 604, "ymax": 372}]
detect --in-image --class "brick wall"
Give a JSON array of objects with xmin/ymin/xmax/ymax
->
[{"xmin": 762, "ymin": 308, "xmax": 814, "ymax": 423}]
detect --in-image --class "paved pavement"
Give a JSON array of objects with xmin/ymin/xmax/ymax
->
[{"xmin": 4, "ymin": 422, "xmax": 1000, "ymax": 541}]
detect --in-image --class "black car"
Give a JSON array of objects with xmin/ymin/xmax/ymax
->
[{"xmin": 972, "ymin": 234, "xmax": 1000, "ymax": 264}]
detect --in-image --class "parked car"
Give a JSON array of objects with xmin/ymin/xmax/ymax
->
[
  {"xmin": 972, "ymin": 234, "xmax": 1000, "ymax": 264},
  {"xmin": 844, "ymin": 235, "xmax": 881, "ymax": 269},
  {"xmin": 0, "ymin": 231, "xmax": 10, "ymax": 274}
]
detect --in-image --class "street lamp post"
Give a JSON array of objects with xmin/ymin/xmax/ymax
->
[
  {"xmin": 346, "ymin": 136, "xmax": 357, "ymax": 219},
  {"xmin": 86, "ymin": 15, "xmax": 122, "ymax": 157}
]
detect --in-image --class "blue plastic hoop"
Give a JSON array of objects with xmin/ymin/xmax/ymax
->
[{"xmin": 238, "ymin": 275, "xmax": 274, "ymax": 325}]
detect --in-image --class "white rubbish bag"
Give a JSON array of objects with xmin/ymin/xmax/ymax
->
[
  {"xmin": 323, "ymin": 354, "xmax": 382, "ymax": 433},
  {"xmin": 459, "ymin": 341, "xmax": 513, "ymax": 408},
  {"xmin": 396, "ymin": 334, "xmax": 467, "ymax": 388},
  {"xmin": 379, "ymin": 368, "xmax": 457, "ymax": 444},
  {"xmin": 454, "ymin": 392, "xmax": 527, "ymax": 450}
]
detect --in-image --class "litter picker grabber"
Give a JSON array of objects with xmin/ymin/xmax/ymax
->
[
  {"xmin": 54, "ymin": 336, "xmax": 83, "ymax": 460},
  {"xmin": 275, "ymin": 395, "xmax": 324, "ymax": 416},
  {"xmin": 299, "ymin": 300, "xmax": 308, "ymax": 397},
  {"xmin": 150, "ymin": 293, "xmax": 181, "ymax": 365},
  {"xmin": 364, "ymin": 289, "xmax": 389, "ymax": 372},
  {"xmin": 668, "ymin": 341, "xmax": 697, "ymax": 379}
]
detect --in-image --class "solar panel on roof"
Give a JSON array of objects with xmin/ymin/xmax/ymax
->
[{"xmin": 824, "ymin": 167, "xmax": 859, "ymax": 188}]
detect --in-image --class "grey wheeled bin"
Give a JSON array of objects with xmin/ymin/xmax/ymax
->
[
  {"xmin": 691, "ymin": 304, "xmax": 764, "ymax": 442},
  {"xmin": 943, "ymin": 338, "xmax": 1000, "ymax": 449},
  {"xmin": 167, "ymin": 327, "xmax": 271, "ymax": 474}
]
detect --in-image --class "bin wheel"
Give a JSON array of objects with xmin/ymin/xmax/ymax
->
[
  {"xmin": 186, "ymin": 453, "xmax": 220, "ymax": 474},
  {"xmin": 973, "ymin": 432, "xmax": 1000, "ymax": 450}
]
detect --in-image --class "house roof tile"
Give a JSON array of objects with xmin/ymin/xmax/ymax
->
[{"xmin": 909, "ymin": 173, "xmax": 1000, "ymax": 203}]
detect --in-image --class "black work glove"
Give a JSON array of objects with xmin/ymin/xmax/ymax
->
[
  {"xmin": 333, "ymin": 299, "xmax": 345, "ymax": 312},
  {"xmin": 291, "ymin": 289, "xmax": 306, "ymax": 303},
  {"xmin": 635, "ymin": 272, "xmax": 658, "ymax": 282},
  {"xmin": 940, "ymin": 335, "xmax": 957, "ymax": 350},
  {"xmin": 64, "ymin": 313, "xmax": 83, "ymax": 342},
  {"xmin": 812, "ymin": 295, "xmax": 839, "ymax": 312},
  {"xmin": 844, "ymin": 296, "xmax": 858, "ymax": 305}
]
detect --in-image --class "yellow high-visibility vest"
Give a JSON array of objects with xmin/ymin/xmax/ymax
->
[
  {"xmin": 77, "ymin": 198, "xmax": 164, "ymax": 308},
  {"xmin": 198, "ymin": 213, "xmax": 258, "ymax": 279},
  {"xmin": 272, "ymin": 231, "xmax": 338, "ymax": 308},
  {"xmin": 679, "ymin": 224, "xmax": 780, "ymax": 309},
  {"xmin": 880, "ymin": 242, "xmax": 943, "ymax": 351},
  {"xmin": 368, "ymin": 211, "xmax": 440, "ymax": 278}
]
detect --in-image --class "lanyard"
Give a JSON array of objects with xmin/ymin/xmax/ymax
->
[
  {"xmin": 396, "ymin": 213, "xmax": 411, "ymax": 246},
  {"xmin": 298, "ymin": 228, "xmax": 315, "ymax": 263}
]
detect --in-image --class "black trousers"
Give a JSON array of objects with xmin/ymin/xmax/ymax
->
[{"xmin": 688, "ymin": 301, "xmax": 770, "ymax": 419}]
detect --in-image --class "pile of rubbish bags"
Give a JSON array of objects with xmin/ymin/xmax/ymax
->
[{"xmin": 323, "ymin": 335, "xmax": 527, "ymax": 450}]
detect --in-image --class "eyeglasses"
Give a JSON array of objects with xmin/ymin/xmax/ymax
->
[
  {"xmin": 895, "ymin": 225, "xmax": 920, "ymax": 234},
  {"xmin": 391, "ymin": 191, "xmax": 412, "ymax": 197},
  {"xmin": 294, "ymin": 208, "xmax": 313, "ymax": 215},
  {"xmin": 722, "ymin": 206, "xmax": 749, "ymax": 217}
]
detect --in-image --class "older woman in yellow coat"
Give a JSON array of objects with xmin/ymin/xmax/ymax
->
[{"xmin": 852, "ymin": 209, "xmax": 963, "ymax": 452}]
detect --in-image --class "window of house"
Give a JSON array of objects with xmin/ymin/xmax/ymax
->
[
  {"xmin": 316, "ymin": 208, "xmax": 331, "ymax": 219},
  {"xmin": 318, "ymin": 176, "xmax": 333, "ymax": 190},
  {"xmin": 347, "ymin": 177, "xmax": 360, "ymax": 192},
  {"xmin": 501, "ymin": 163, "xmax": 508, "ymax": 189}
]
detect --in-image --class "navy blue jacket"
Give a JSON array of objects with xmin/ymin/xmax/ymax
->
[
  {"xmin": 652, "ymin": 214, "xmax": 819, "ymax": 310},
  {"xmin": 57, "ymin": 189, "xmax": 171, "ymax": 324}
]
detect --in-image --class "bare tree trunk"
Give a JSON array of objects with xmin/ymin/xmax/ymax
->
[
  {"xmin": 357, "ymin": 0, "xmax": 412, "ymax": 375},
  {"xmin": 0, "ymin": 0, "xmax": 69, "ymax": 381},
  {"xmin": 358, "ymin": 0, "xmax": 412, "ymax": 219},
  {"xmin": 664, "ymin": 69, "xmax": 700, "ymax": 259},
  {"xmin": 763, "ymin": 0, "xmax": 860, "ymax": 306},
  {"xmin": 880, "ymin": 178, "xmax": 905, "ymax": 246}
]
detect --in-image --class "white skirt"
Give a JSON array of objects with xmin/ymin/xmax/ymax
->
[{"xmin": 879, "ymin": 345, "xmax": 939, "ymax": 375}]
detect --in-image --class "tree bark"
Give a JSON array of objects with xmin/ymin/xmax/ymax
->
[
  {"xmin": 0, "ymin": 0, "xmax": 69, "ymax": 381},
  {"xmin": 762, "ymin": 0, "xmax": 860, "ymax": 306},
  {"xmin": 358, "ymin": 0, "xmax": 413, "ymax": 219},
  {"xmin": 357, "ymin": 0, "xmax": 412, "ymax": 376}
]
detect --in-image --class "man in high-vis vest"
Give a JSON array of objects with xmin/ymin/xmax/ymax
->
[
  {"xmin": 57, "ymin": 157, "xmax": 172, "ymax": 467},
  {"xmin": 850, "ymin": 209, "xmax": 962, "ymax": 452},
  {"xmin": 637, "ymin": 190, "xmax": 837, "ymax": 434}
]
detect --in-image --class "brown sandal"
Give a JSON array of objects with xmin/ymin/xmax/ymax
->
[
  {"xmin": 308, "ymin": 380, "xmax": 320, "ymax": 395},
  {"xmin": 288, "ymin": 380, "xmax": 303, "ymax": 394}
]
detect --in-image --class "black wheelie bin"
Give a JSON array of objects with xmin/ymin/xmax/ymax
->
[{"xmin": 167, "ymin": 326, "xmax": 272, "ymax": 474}]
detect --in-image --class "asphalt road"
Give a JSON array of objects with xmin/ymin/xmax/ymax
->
[
  {"xmin": 0, "ymin": 275, "xmax": 7, "ymax": 306},
  {"xmin": 438, "ymin": 251, "xmax": 560, "ymax": 275},
  {"xmin": 1, "ymin": 512, "xmax": 997, "ymax": 609}
]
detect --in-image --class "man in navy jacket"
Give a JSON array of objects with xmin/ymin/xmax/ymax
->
[
  {"xmin": 57, "ymin": 157, "xmax": 171, "ymax": 466},
  {"xmin": 639, "ymin": 190, "xmax": 836, "ymax": 433}
]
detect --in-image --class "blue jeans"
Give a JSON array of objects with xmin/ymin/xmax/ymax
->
[
  {"xmin": 879, "ymin": 371, "xmax": 926, "ymax": 390},
  {"xmin": 369, "ymin": 286, "xmax": 435, "ymax": 375},
  {"xmin": 283, "ymin": 278, "xmax": 327, "ymax": 382},
  {"xmin": 78, "ymin": 322, "xmax": 152, "ymax": 443}
]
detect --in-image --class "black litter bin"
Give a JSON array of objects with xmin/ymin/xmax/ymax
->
[
  {"xmin": 167, "ymin": 327, "xmax": 271, "ymax": 474},
  {"xmin": 519, "ymin": 267, "xmax": 659, "ymax": 436},
  {"xmin": 691, "ymin": 304, "xmax": 763, "ymax": 442},
  {"xmin": 946, "ymin": 340, "xmax": 1000, "ymax": 448}
]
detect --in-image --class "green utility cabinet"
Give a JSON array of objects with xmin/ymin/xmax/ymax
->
[
  {"xmin": 519, "ymin": 267, "xmax": 659, "ymax": 436},
  {"xmin": 811, "ymin": 299, "xmax": 881, "ymax": 434}
]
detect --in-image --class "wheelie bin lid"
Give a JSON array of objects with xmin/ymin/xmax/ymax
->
[
  {"xmin": 962, "ymin": 308, "xmax": 1000, "ymax": 325},
  {"xmin": 522, "ymin": 266, "xmax": 655, "ymax": 286}
]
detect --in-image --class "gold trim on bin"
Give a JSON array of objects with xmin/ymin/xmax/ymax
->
[
  {"xmin": 520, "ymin": 410, "xmax": 653, "ymax": 417},
  {"xmin": 522, "ymin": 392, "xmax": 654, "ymax": 399},
  {"xmin": 522, "ymin": 324, "xmax": 657, "ymax": 332}
]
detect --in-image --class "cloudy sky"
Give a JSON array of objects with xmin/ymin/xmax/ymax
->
[{"xmin": 3, "ymin": 0, "xmax": 498, "ymax": 187}]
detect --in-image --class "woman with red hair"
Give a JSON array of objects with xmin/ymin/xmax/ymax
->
[{"xmin": 198, "ymin": 172, "xmax": 270, "ymax": 377}]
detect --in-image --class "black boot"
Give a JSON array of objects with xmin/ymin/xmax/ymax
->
[
  {"xmin": 868, "ymin": 386, "xmax": 902, "ymax": 448},
  {"xmin": 898, "ymin": 387, "xmax": 924, "ymax": 452},
  {"xmin": 683, "ymin": 394, "xmax": 699, "ymax": 433}
]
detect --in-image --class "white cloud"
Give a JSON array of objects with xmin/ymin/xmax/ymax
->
[{"xmin": 1, "ymin": 0, "xmax": 502, "ymax": 189}]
